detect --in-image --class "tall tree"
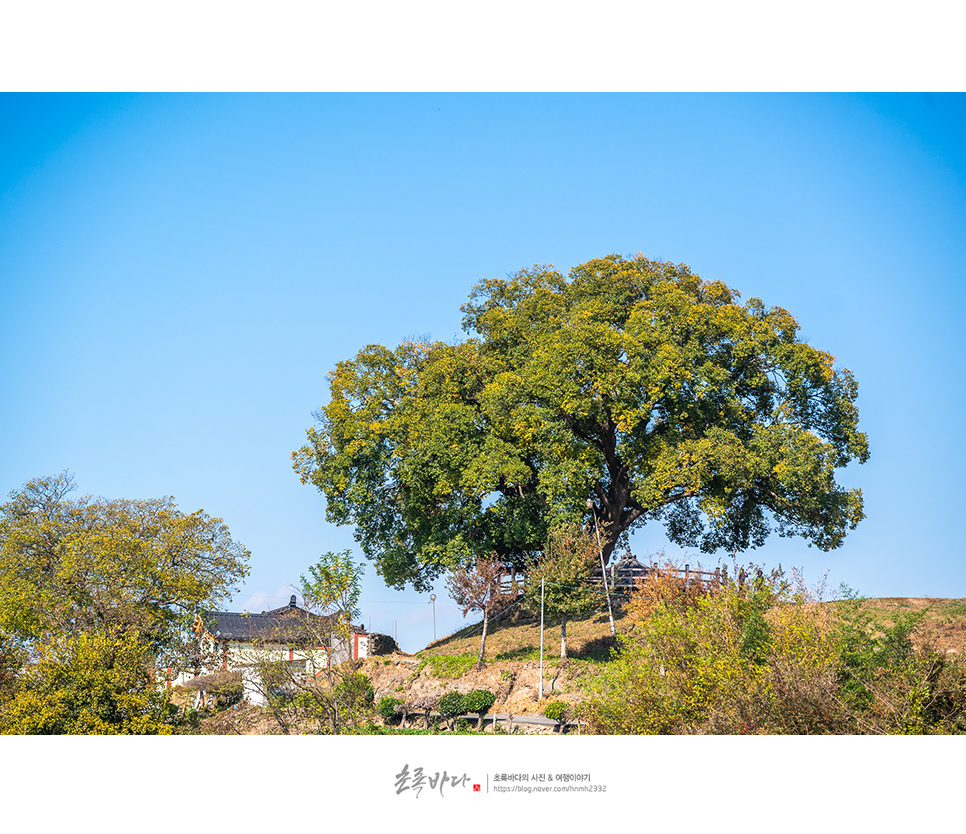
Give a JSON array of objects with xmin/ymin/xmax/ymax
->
[
  {"xmin": 294, "ymin": 254, "xmax": 868, "ymax": 592},
  {"xmin": 0, "ymin": 472, "xmax": 250, "ymax": 733}
]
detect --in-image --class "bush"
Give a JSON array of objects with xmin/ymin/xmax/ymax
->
[
  {"xmin": 436, "ymin": 690, "xmax": 467, "ymax": 731},
  {"xmin": 376, "ymin": 696, "xmax": 401, "ymax": 721},
  {"xmin": 437, "ymin": 690, "xmax": 466, "ymax": 719},
  {"xmin": 581, "ymin": 565, "xmax": 846, "ymax": 734},
  {"xmin": 833, "ymin": 593, "xmax": 966, "ymax": 734},
  {"xmin": 463, "ymin": 689, "xmax": 496, "ymax": 714},
  {"xmin": 0, "ymin": 629, "xmax": 174, "ymax": 735},
  {"xmin": 544, "ymin": 700, "xmax": 568, "ymax": 722},
  {"xmin": 581, "ymin": 567, "xmax": 966, "ymax": 735},
  {"xmin": 464, "ymin": 688, "xmax": 496, "ymax": 729},
  {"xmin": 334, "ymin": 672, "xmax": 374, "ymax": 721}
]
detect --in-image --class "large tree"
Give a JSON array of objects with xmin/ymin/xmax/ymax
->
[
  {"xmin": 294, "ymin": 254, "xmax": 868, "ymax": 592},
  {"xmin": 0, "ymin": 472, "xmax": 250, "ymax": 733}
]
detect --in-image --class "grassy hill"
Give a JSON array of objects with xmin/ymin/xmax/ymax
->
[
  {"xmin": 354, "ymin": 595, "xmax": 966, "ymax": 722},
  {"xmin": 192, "ymin": 594, "xmax": 966, "ymax": 733},
  {"xmin": 419, "ymin": 595, "xmax": 966, "ymax": 661}
]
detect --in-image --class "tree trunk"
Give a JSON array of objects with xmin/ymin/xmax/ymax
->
[
  {"xmin": 476, "ymin": 607, "xmax": 489, "ymax": 670},
  {"xmin": 560, "ymin": 614, "xmax": 567, "ymax": 659}
]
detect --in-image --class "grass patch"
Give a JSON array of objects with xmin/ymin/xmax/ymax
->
[
  {"xmin": 495, "ymin": 646, "xmax": 541, "ymax": 661},
  {"xmin": 345, "ymin": 723, "xmax": 434, "ymax": 735},
  {"xmin": 423, "ymin": 654, "xmax": 477, "ymax": 679},
  {"xmin": 573, "ymin": 635, "xmax": 619, "ymax": 661},
  {"xmin": 936, "ymin": 601, "xmax": 966, "ymax": 618}
]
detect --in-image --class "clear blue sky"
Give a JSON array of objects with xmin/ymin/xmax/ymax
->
[{"xmin": 2, "ymin": 93, "xmax": 965, "ymax": 652}]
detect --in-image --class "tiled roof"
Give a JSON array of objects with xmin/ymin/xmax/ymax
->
[{"xmin": 198, "ymin": 609, "xmax": 333, "ymax": 642}]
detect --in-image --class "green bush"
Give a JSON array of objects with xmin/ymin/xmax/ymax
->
[
  {"xmin": 544, "ymin": 700, "xmax": 568, "ymax": 722},
  {"xmin": 463, "ymin": 689, "xmax": 496, "ymax": 714},
  {"xmin": 833, "ymin": 594, "xmax": 966, "ymax": 734},
  {"xmin": 376, "ymin": 695, "xmax": 402, "ymax": 721},
  {"xmin": 463, "ymin": 688, "xmax": 496, "ymax": 729},
  {"xmin": 0, "ymin": 629, "xmax": 174, "ymax": 735},
  {"xmin": 437, "ymin": 690, "xmax": 466, "ymax": 718},
  {"xmin": 580, "ymin": 569, "xmax": 966, "ymax": 735},
  {"xmin": 334, "ymin": 673, "xmax": 374, "ymax": 714},
  {"xmin": 580, "ymin": 566, "xmax": 845, "ymax": 734}
]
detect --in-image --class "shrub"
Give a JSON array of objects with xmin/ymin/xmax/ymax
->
[
  {"xmin": 581, "ymin": 567, "xmax": 966, "ymax": 735},
  {"xmin": 833, "ymin": 593, "xmax": 966, "ymax": 734},
  {"xmin": 411, "ymin": 695, "xmax": 439, "ymax": 730},
  {"xmin": 334, "ymin": 672, "xmax": 374, "ymax": 720},
  {"xmin": 581, "ymin": 565, "xmax": 847, "ymax": 734},
  {"xmin": 376, "ymin": 696, "xmax": 401, "ymax": 721},
  {"xmin": 463, "ymin": 689, "xmax": 496, "ymax": 714},
  {"xmin": 0, "ymin": 629, "xmax": 174, "ymax": 735},
  {"xmin": 436, "ymin": 690, "xmax": 466, "ymax": 731},
  {"xmin": 464, "ymin": 688, "xmax": 496, "ymax": 729},
  {"xmin": 544, "ymin": 700, "xmax": 568, "ymax": 722},
  {"xmin": 437, "ymin": 690, "xmax": 466, "ymax": 718}
]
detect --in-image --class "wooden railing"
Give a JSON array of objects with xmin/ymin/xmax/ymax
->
[
  {"xmin": 498, "ymin": 562, "xmax": 729, "ymax": 600},
  {"xmin": 591, "ymin": 563, "xmax": 728, "ymax": 593}
]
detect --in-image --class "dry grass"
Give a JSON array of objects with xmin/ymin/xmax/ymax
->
[
  {"xmin": 827, "ymin": 597, "xmax": 966, "ymax": 655},
  {"xmin": 422, "ymin": 594, "xmax": 966, "ymax": 664},
  {"xmin": 420, "ymin": 600, "xmax": 632, "ymax": 663}
]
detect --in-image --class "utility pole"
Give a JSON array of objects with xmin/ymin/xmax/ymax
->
[
  {"xmin": 429, "ymin": 593, "xmax": 437, "ymax": 643},
  {"xmin": 538, "ymin": 578, "xmax": 545, "ymax": 700},
  {"xmin": 587, "ymin": 499, "xmax": 616, "ymax": 637}
]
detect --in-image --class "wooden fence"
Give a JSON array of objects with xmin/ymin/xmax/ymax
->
[
  {"xmin": 498, "ymin": 561, "xmax": 729, "ymax": 603},
  {"xmin": 592, "ymin": 563, "xmax": 728, "ymax": 592}
]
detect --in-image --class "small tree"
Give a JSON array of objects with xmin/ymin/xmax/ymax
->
[
  {"xmin": 300, "ymin": 551, "xmax": 366, "ymax": 734},
  {"xmin": 249, "ymin": 551, "xmax": 368, "ymax": 735},
  {"xmin": 445, "ymin": 553, "xmax": 515, "ymax": 670},
  {"xmin": 524, "ymin": 524, "xmax": 600, "ymax": 659},
  {"xmin": 301, "ymin": 549, "xmax": 364, "ymax": 656},
  {"xmin": 437, "ymin": 690, "xmax": 466, "ymax": 731},
  {"xmin": 464, "ymin": 688, "xmax": 496, "ymax": 730}
]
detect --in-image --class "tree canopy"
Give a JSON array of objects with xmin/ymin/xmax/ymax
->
[
  {"xmin": 294, "ymin": 254, "xmax": 868, "ymax": 592},
  {"xmin": 300, "ymin": 549, "xmax": 364, "ymax": 645},
  {"xmin": 0, "ymin": 472, "xmax": 250, "ymax": 733}
]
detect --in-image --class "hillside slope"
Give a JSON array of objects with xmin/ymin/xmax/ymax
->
[
  {"xmin": 362, "ymin": 596, "xmax": 966, "ymax": 716},
  {"xmin": 193, "ymin": 596, "xmax": 966, "ymax": 733}
]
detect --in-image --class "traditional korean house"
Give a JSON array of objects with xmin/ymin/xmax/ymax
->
[{"xmin": 165, "ymin": 595, "xmax": 386, "ymax": 702}]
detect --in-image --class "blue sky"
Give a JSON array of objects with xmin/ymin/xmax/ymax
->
[{"xmin": 2, "ymin": 93, "xmax": 965, "ymax": 652}]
